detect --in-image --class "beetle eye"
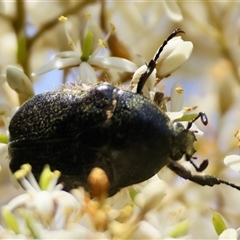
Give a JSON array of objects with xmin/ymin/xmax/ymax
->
[{"xmin": 172, "ymin": 122, "xmax": 185, "ymax": 134}]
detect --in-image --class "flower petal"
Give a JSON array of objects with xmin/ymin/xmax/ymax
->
[
  {"xmin": 6, "ymin": 66, "xmax": 35, "ymax": 99},
  {"xmin": 78, "ymin": 62, "xmax": 97, "ymax": 84},
  {"xmin": 156, "ymin": 40, "xmax": 193, "ymax": 79},
  {"xmin": 130, "ymin": 65, "xmax": 156, "ymax": 92},
  {"xmin": 89, "ymin": 56, "xmax": 137, "ymax": 72},
  {"xmin": 219, "ymin": 228, "xmax": 237, "ymax": 240},
  {"xmin": 166, "ymin": 111, "xmax": 184, "ymax": 122},
  {"xmin": 170, "ymin": 83, "xmax": 184, "ymax": 111},
  {"xmin": 7, "ymin": 193, "xmax": 30, "ymax": 210},
  {"xmin": 136, "ymin": 220, "xmax": 162, "ymax": 239},
  {"xmin": 159, "ymin": 36, "xmax": 184, "ymax": 58},
  {"xmin": 52, "ymin": 51, "xmax": 79, "ymax": 59},
  {"xmin": 162, "ymin": 1, "xmax": 183, "ymax": 22},
  {"xmin": 0, "ymin": 103, "xmax": 13, "ymax": 128},
  {"xmin": 134, "ymin": 179, "xmax": 167, "ymax": 212},
  {"xmin": 32, "ymin": 58, "xmax": 80, "ymax": 76},
  {"xmin": 224, "ymin": 155, "xmax": 240, "ymax": 173},
  {"xmin": 0, "ymin": 103, "xmax": 12, "ymax": 118}
]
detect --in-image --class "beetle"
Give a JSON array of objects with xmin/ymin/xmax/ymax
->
[{"xmin": 8, "ymin": 28, "xmax": 240, "ymax": 197}]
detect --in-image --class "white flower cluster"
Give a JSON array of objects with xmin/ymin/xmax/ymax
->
[
  {"xmin": 32, "ymin": 15, "xmax": 138, "ymax": 84},
  {"xmin": 0, "ymin": 164, "xmax": 190, "ymax": 239},
  {"xmin": 0, "ymin": 9, "xmax": 232, "ymax": 239}
]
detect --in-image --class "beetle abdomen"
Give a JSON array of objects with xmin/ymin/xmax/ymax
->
[{"xmin": 9, "ymin": 83, "xmax": 174, "ymax": 195}]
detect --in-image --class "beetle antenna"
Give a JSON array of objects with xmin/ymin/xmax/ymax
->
[
  {"xmin": 168, "ymin": 160, "xmax": 240, "ymax": 191},
  {"xmin": 136, "ymin": 28, "xmax": 185, "ymax": 94},
  {"xmin": 187, "ymin": 112, "xmax": 208, "ymax": 130}
]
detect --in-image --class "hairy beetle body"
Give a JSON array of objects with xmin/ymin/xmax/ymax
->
[
  {"xmin": 10, "ymin": 28, "xmax": 240, "ymax": 196},
  {"xmin": 9, "ymin": 83, "xmax": 195, "ymax": 196}
]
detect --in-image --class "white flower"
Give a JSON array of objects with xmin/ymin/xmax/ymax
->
[
  {"xmin": 2, "ymin": 164, "xmax": 84, "ymax": 238},
  {"xmin": 129, "ymin": 65, "xmax": 157, "ymax": 98},
  {"xmin": 155, "ymin": 36, "xmax": 193, "ymax": 79},
  {"xmin": 134, "ymin": 178, "xmax": 167, "ymax": 212},
  {"xmin": 0, "ymin": 102, "xmax": 14, "ymax": 133},
  {"xmin": 170, "ymin": 82, "xmax": 184, "ymax": 111},
  {"xmin": 224, "ymin": 155, "xmax": 240, "ymax": 173},
  {"xmin": 6, "ymin": 66, "xmax": 35, "ymax": 101},
  {"xmin": 32, "ymin": 15, "xmax": 137, "ymax": 84},
  {"xmin": 219, "ymin": 228, "xmax": 239, "ymax": 240},
  {"xmin": 129, "ymin": 33, "xmax": 193, "ymax": 101},
  {"xmin": 162, "ymin": 1, "xmax": 183, "ymax": 22}
]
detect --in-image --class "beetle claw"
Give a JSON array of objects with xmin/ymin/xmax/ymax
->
[{"xmin": 190, "ymin": 158, "xmax": 209, "ymax": 172}]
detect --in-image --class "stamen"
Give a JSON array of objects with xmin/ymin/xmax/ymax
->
[
  {"xmin": 46, "ymin": 170, "xmax": 61, "ymax": 191},
  {"xmin": 21, "ymin": 164, "xmax": 41, "ymax": 191},
  {"xmin": 60, "ymin": 16, "xmax": 78, "ymax": 53},
  {"xmin": 98, "ymin": 39, "xmax": 106, "ymax": 48},
  {"xmin": 90, "ymin": 24, "xmax": 115, "ymax": 58},
  {"xmin": 84, "ymin": 13, "xmax": 92, "ymax": 19},
  {"xmin": 14, "ymin": 169, "xmax": 37, "ymax": 192}
]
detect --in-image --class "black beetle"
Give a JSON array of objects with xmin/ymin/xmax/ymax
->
[{"xmin": 8, "ymin": 28, "xmax": 240, "ymax": 196}]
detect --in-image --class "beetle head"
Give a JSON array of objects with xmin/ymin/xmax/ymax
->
[
  {"xmin": 170, "ymin": 112, "xmax": 209, "ymax": 172},
  {"xmin": 170, "ymin": 122, "xmax": 196, "ymax": 161}
]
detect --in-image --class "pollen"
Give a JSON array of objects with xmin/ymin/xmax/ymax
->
[
  {"xmin": 84, "ymin": 13, "xmax": 92, "ymax": 19},
  {"xmin": 13, "ymin": 169, "xmax": 27, "ymax": 180},
  {"xmin": 175, "ymin": 87, "xmax": 184, "ymax": 94},
  {"xmin": 58, "ymin": 16, "xmax": 68, "ymax": 23},
  {"xmin": 99, "ymin": 39, "xmax": 106, "ymax": 48},
  {"xmin": 110, "ymin": 23, "xmax": 116, "ymax": 31},
  {"xmin": 87, "ymin": 167, "xmax": 110, "ymax": 197},
  {"xmin": 183, "ymin": 107, "xmax": 191, "ymax": 112},
  {"xmin": 68, "ymin": 40, "xmax": 77, "ymax": 48},
  {"xmin": 0, "ymin": 110, "xmax": 6, "ymax": 116},
  {"xmin": 235, "ymin": 130, "xmax": 240, "ymax": 148},
  {"xmin": 53, "ymin": 170, "xmax": 61, "ymax": 178},
  {"xmin": 20, "ymin": 163, "xmax": 32, "ymax": 173}
]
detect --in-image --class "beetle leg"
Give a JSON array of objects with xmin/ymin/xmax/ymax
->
[
  {"xmin": 136, "ymin": 28, "xmax": 185, "ymax": 94},
  {"xmin": 167, "ymin": 159, "xmax": 240, "ymax": 191},
  {"xmin": 186, "ymin": 112, "xmax": 208, "ymax": 130}
]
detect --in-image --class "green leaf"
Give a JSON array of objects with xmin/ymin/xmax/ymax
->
[{"xmin": 211, "ymin": 210, "xmax": 227, "ymax": 235}]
